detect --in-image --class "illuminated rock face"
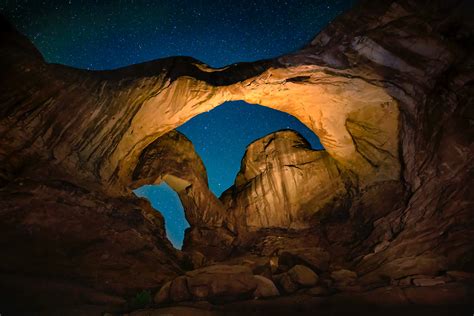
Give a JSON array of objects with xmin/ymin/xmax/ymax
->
[
  {"xmin": 0, "ymin": 18, "xmax": 399, "ymax": 196},
  {"xmin": 0, "ymin": 0, "xmax": 473, "ymax": 311},
  {"xmin": 131, "ymin": 130, "xmax": 226, "ymax": 228},
  {"xmin": 221, "ymin": 130, "xmax": 347, "ymax": 232}
]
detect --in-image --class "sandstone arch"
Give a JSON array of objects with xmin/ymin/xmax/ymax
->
[
  {"xmin": 101, "ymin": 63, "xmax": 400, "ymax": 192},
  {"xmin": 1, "ymin": 19, "xmax": 399, "ymax": 196},
  {"xmin": 1, "ymin": 15, "xmax": 403, "ymax": 265}
]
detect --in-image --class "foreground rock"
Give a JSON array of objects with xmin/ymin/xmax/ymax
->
[
  {"xmin": 330, "ymin": 270, "xmax": 357, "ymax": 286},
  {"xmin": 0, "ymin": 178, "xmax": 181, "ymax": 312},
  {"xmin": 138, "ymin": 283, "xmax": 474, "ymax": 316},
  {"xmin": 155, "ymin": 265, "xmax": 267, "ymax": 304},
  {"xmin": 287, "ymin": 265, "xmax": 319, "ymax": 287},
  {"xmin": 276, "ymin": 265, "xmax": 319, "ymax": 293},
  {"xmin": 253, "ymin": 275, "xmax": 280, "ymax": 298},
  {"xmin": 278, "ymin": 247, "xmax": 330, "ymax": 273}
]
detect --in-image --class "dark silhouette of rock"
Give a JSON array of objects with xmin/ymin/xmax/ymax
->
[
  {"xmin": 287, "ymin": 265, "xmax": 319, "ymax": 287},
  {"xmin": 156, "ymin": 265, "xmax": 258, "ymax": 303},
  {"xmin": 169, "ymin": 275, "xmax": 191, "ymax": 302},
  {"xmin": 278, "ymin": 273, "xmax": 299, "ymax": 294},
  {"xmin": 0, "ymin": 177, "xmax": 181, "ymax": 310},
  {"xmin": 253, "ymin": 275, "xmax": 280, "ymax": 298},
  {"xmin": 154, "ymin": 280, "xmax": 171, "ymax": 304}
]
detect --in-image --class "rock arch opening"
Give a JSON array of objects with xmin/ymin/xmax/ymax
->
[
  {"xmin": 177, "ymin": 100, "xmax": 323, "ymax": 196},
  {"xmin": 134, "ymin": 183, "xmax": 189, "ymax": 248},
  {"xmin": 132, "ymin": 100, "xmax": 324, "ymax": 248}
]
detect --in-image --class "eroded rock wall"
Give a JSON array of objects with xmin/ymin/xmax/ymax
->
[
  {"xmin": 0, "ymin": 8, "xmax": 400, "ymax": 196},
  {"xmin": 131, "ymin": 130, "xmax": 226, "ymax": 228},
  {"xmin": 0, "ymin": 177, "xmax": 182, "ymax": 311},
  {"xmin": 220, "ymin": 130, "xmax": 347, "ymax": 232},
  {"xmin": 180, "ymin": 0, "xmax": 474, "ymax": 282}
]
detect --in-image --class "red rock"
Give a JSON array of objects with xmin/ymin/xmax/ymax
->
[
  {"xmin": 306, "ymin": 286, "xmax": 331, "ymax": 297},
  {"xmin": 412, "ymin": 278, "xmax": 446, "ymax": 287},
  {"xmin": 185, "ymin": 265, "xmax": 257, "ymax": 302},
  {"xmin": 403, "ymin": 283, "xmax": 472, "ymax": 305},
  {"xmin": 330, "ymin": 269, "xmax": 358, "ymax": 286},
  {"xmin": 278, "ymin": 247, "xmax": 330, "ymax": 272},
  {"xmin": 279, "ymin": 273, "xmax": 299, "ymax": 294},
  {"xmin": 154, "ymin": 281, "xmax": 171, "ymax": 304},
  {"xmin": 287, "ymin": 265, "xmax": 319, "ymax": 287},
  {"xmin": 446, "ymin": 271, "xmax": 474, "ymax": 282},
  {"xmin": 169, "ymin": 276, "xmax": 191, "ymax": 302},
  {"xmin": 253, "ymin": 275, "xmax": 280, "ymax": 298}
]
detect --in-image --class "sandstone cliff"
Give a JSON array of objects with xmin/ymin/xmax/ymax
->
[
  {"xmin": 220, "ymin": 130, "xmax": 347, "ymax": 232},
  {"xmin": 131, "ymin": 130, "xmax": 226, "ymax": 228}
]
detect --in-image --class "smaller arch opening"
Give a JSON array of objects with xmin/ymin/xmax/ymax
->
[
  {"xmin": 134, "ymin": 183, "xmax": 189, "ymax": 249},
  {"xmin": 178, "ymin": 101, "xmax": 323, "ymax": 196}
]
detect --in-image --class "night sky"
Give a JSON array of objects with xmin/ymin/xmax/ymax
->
[{"xmin": 1, "ymin": 0, "xmax": 355, "ymax": 248}]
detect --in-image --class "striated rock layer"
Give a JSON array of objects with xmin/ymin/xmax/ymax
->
[
  {"xmin": 131, "ymin": 130, "xmax": 226, "ymax": 228},
  {"xmin": 0, "ymin": 11, "xmax": 399, "ymax": 195},
  {"xmin": 221, "ymin": 130, "xmax": 347, "ymax": 232},
  {"xmin": 0, "ymin": 0, "xmax": 473, "ymax": 313}
]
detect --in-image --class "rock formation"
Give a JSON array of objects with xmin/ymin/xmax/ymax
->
[
  {"xmin": 0, "ymin": 176, "xmax": 182, "ymax": 312},
  {"xmin": 131, "ymin": 130, "xmax": 226, "ymax": 228},
  {"xmin": 0, "ymin": 0, "xmax": 473, "ymax": 314},
  {"xmin": 220, "ymin": 130, "xmax": 347, "ymax": 232}
]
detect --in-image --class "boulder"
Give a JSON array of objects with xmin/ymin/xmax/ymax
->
[
  {"xmin": 154, "ymin": 281, "xmax": 172, "ymax": 304},
  {"xmin": 169, "ymin": 276, "xmax": 191, "ymax": 302},
  {"xmin": 330, "ymin": 269, "xmax": 358, "ymax": 286},
  {"xmin": 412, "ymin": 278, "xmax": 446, "ymax": 287},
  {"xmin": 446, "ymin": 271, "xmax": 474, "ymax": 282},
  {"xmin": 185, "ymin": 265, "xmax": 257, "ymax": 302},
  {"xmin": 279, "ymin": 273, "xmax": 299, "ymax": 294},
  {"xmin": 252, "ymin": 262, "xmax": 273, "ymax": 280},
  {"xmin": 306, "ymin": 286, "xmax": 331, "ymax": 296},
  {"xmin": 272, "ymin": 273, "xmax": 284, "ymax": 284},
  {"xmin": 397, "ymin": 276, "xmax": 413, "ymax": 287},
  {"xmin": 278, "ymin": 247, "xmax": 330, "ymax": 272},
  {"xmin": 287, "ymin": 265, "xmax": 319, "ymax": 287},
  {"xmin": 320, "ymin": 278, "xmax": 334, "ymax": 289},
  {"xmin": 184, "ymin": 251, "xmax": 207, "ymax": 270},
  {"xmin": 253, "ymin": 275, "xmax": 280, "ymax": 298}
]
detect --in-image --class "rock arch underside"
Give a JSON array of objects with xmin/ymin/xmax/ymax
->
[{"xmin": 0, "ymin": 0, "xmax": 473, "ymax": 314}]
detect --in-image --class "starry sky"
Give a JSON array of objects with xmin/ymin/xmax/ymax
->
[{"xmin": 0, "ymin": 0, "xmax": 355, "ymax": 248}]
